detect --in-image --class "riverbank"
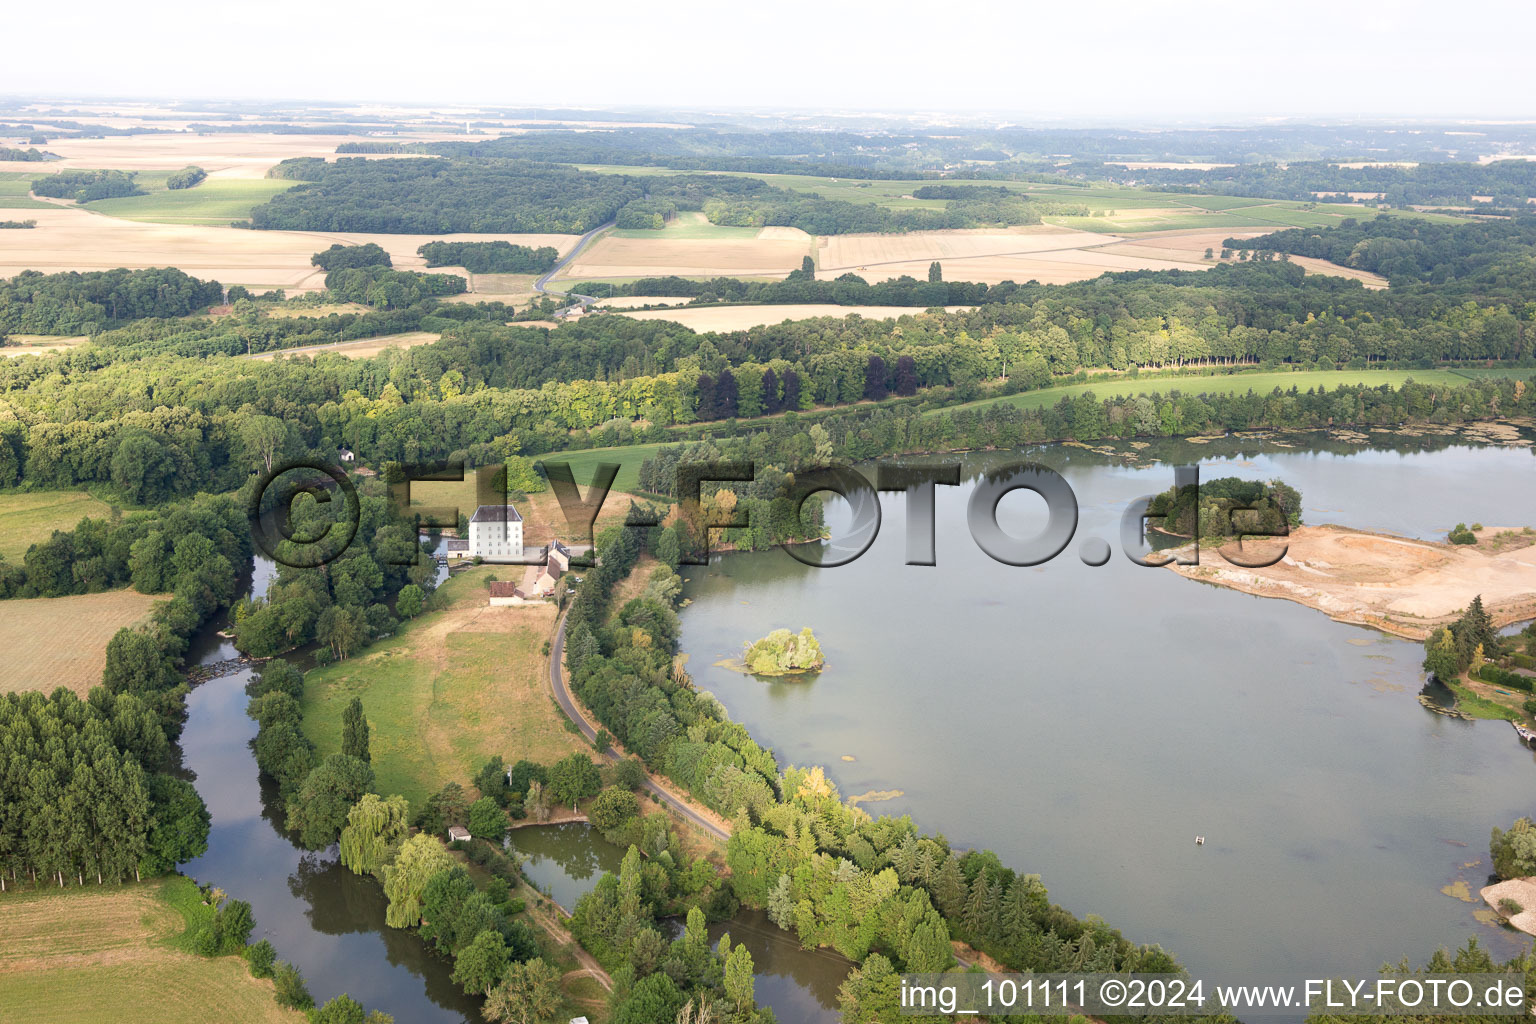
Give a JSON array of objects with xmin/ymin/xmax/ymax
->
[{"xmin": 1165, "ymin": 524, "xmax": 1536, "ymax": 639}]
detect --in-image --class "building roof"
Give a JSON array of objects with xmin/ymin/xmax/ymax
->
[
  {"xmin": 443, "ymin": 537, "xmax": 470, "ymax": 551},
  {"xmin": 488, "ymin": 581, "xmax": 520, "ymax": 598},
  {"xmin": 470, "ymin": 504, "xmax": 523, "ymax": 524},
  {"xmin": 447, "ymin": 825, "xmax": 471, "ymax": 840}
]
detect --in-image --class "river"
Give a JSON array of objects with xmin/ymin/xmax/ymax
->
[
  {"xmin": 678, "ymin": 432, "xmax": 1536, "ymax": 987},
  {"xmin": 177, "ymin": 539, "xmax": 847, "ymax": 1023}
]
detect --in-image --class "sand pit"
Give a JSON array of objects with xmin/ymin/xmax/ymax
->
[
  {"xmin": 610, "ymin": 304, "xmax": 974, "ymax": 332},
  {"xmin": 1167, "ymin": 524, "xmax": 1536, "ymax": 639},
  {"xmin": 0, "ymin": 206, "xmax": 579, "ymax": 291},
  {"xmin": 1479, "ymin": 879, "xmax": 1536, "ymax": 937},
  {"xmin": 242, "ymin": 331, "xmax": 441, "ymax": 361}
]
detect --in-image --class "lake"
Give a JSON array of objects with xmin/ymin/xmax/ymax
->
[{"xmin": 678, "ymin": 432, "xmax": 1536, "ymax": 986}]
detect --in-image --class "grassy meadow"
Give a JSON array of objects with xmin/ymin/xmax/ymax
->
[
  {"xmin": 0, "ymin": 877, "xmax": 303, "ymax": 1024},
  {"xmin": 0, "ymin": 490, "xmax": 113, "ymax": 561},
  {"xmin": 300, "ymin": 566, "xmax": 589, "ymax": 809},
  {"xmin": 86, "ymin": 178, "xmax": 296, "ymax": 225}
]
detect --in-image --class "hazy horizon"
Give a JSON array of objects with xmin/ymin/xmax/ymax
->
[{"xmin": 6, "ymin": 0, "xmax": 1535, "ymax": 121}]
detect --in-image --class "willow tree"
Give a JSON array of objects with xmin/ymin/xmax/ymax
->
[{"xmin": 339, "ymin": 794, "xmax": 409, "ymax": 877}]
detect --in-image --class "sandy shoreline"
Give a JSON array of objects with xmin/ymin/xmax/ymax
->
[{"xmin": 1164, "ymin": 524, "xmax": 1536, "ymax": 639}]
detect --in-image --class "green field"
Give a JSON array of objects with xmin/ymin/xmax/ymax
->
[
  {"xmin": 87, "ymin": 178, "xmax": 296, "ymax": 224},
  {"xmin": 301, "ymin": 567, "xmax": 587, "ymax": 809},
  {"xmin": 934, "ymin": 368, "xmax": 1478, "ymax": 417},
  {"xmin": 547, "ymin": 442, "xmax": 671, "ymax": 494},
  {"xmin": 610, "ymin": 210, "xmax": 762, "ymax": 239},
  {"xmin": 0, "ymin": 173, "xmax": 49, "ymax": 210},
  {"xmin": 0, "ymin": 490, "xmax": 114, "ymax": 562}
]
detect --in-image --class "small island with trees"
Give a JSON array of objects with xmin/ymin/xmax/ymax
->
[
  {"xmin": 1148, "ymin": 476, "xmax": 1302, "ymax": 541},
  {"xmin": 742, "ymin": 627, "xmax": 825, "ymax": 676}
]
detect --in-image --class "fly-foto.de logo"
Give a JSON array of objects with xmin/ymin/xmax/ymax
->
[{"xmin": 246, "ymin": 459, "xmax": 1290, "ymax": 571}]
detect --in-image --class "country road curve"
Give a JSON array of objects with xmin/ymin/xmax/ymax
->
[
  {"xmin": 533, "ymin": 219, "xmax": 614, "ymax": 314},
  {"xmin": 548, "ymin": 609, "xmax": 731, "ymax": 844}
]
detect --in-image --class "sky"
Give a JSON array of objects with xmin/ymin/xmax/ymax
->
[{"xmin": 6, "ymin": 0, "xmax": 1535, "ymax": 121}]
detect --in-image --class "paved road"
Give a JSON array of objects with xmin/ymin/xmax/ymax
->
[
  {"xmin": 534, "ymin": 220, "xmax": 614, "ymax": 315},
  {"xmin": 548, "ymin": 610, "xmax": 730, "ymax": 843}
]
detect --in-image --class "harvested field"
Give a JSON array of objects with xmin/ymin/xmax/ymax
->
[
  {"xmin": 0, "ymin": 589, "xmax": 168, "ymax": 695},
  {"xmin": 561, "ymin": 227, "xmax": 813, "ymax": 279},
  {"xmin": 594, "ymin": 295, "xmax": 695, "ymax": 308},
  {"xmin": 438, "ymin": 272, "xmax": 541, "ymax": 306},
  {"xmin": 0, "ymin": 334, "xmax": 89, "ymax": 358},
  {"xmin": 612, "ymin": 303, "xmax": 974, "ymax": 332},
  {"xmin": 0, "ymin": 205, "xmax": 579, "ymax": 291},
  {"xmin": 300, "ymin": 567, "xmax": 588, "ymax": 808},
  {"xmin": 0, "ymin": 880, "xmax": 303, "ymax": 1024},
  {"xmin": 1167, "ymin": 524, "xmax": 1536, "ymax": 639},
  {"xmin": 0, "ymin": 131, "xmax": 463, "ymax": 179},
  {"xmin": 242, "ymin": 330, "xmax": 441, "ymax": 361},
  {"xmin": 0, "ymin": 489, "xmax": 113, "ymax": 562}
]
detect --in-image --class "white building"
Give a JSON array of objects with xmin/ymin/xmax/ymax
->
[{"xmin": 468, "ymin": 504, "xmax": 523, "ymax": 560}]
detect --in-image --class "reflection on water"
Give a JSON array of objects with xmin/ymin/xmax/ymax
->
[
  {"xmin": 509, "ymin": 822, "xmax": 625, "ymax": 912},
  {"xmin": 180, "ymin": 658, "xmax": 481, "ymax": 1022},
  {"xmin": 679, "ymin": 437, "xmax": 1536, "ymax": 986}
]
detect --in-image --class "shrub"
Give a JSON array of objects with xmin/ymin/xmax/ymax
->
[
  {"xmin": 1523, "ymin": 697, "xmax": 1536, "ymax": 718},
  {"xmin": 246, "ymin": 938, "xmax": 276, "ymax": 977},
  {"xmin": 272, "ymin": 961, "xmax": 314, "ymax": 1010},
  {"xmin": 1499, "ymin": 897, "xmax": 1524, "ymax": 916}
]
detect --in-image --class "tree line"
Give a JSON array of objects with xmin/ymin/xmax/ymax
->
[{"xmin": 417, "ymin": 240, "xmax": 559, "ymax": 274}]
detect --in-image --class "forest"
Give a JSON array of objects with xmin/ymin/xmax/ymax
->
[
  {"xmin": 0, "ymin": 267, "xmax": 225, "ymax": 335},
  {"xmin": 250, "ymin": 157, "xmax": 645, "ymax": 233},
  {"xmin": 1230, "ymin": 214, "xmax": 1536, "ymax": 285}
]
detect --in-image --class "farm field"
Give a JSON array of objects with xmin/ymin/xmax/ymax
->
[
  {"xmin": 0, "ymin": 172, "xmax": 49, "ymax": 210},
  {"xmin": 0, "ymin": 588, "xmax": 168, "ymax": 695},
  {"xmin": 242, "ymin": 330, "xmax": 441, "ymax": 361},
  {"xmin": 0, "ymin": 879, "xmax": 303, "ymax": 1024},
  {"xmin": 610, "ymin": 210, "xmax": 762, "ymax": 239},
  {"xmin": 934, "ymin": 368, "xmax": 1479, "ymax": 418},
  {"xmin": 0, "ymin": 489, "xmax": 113, "ymax": 562},
  {"xmin": 610, "ymin": 303, "xmax": 974, "ymax": 332},
  {"xmin": 86, "ymin": 178, "xmax": 297, "ymax": 224},
  {"xmin": 559, "ymin": 225, "xmax": 814, "ymax": 280},
  {"xmin": 300, "ymin": 566, "xmax": 588, "ymax": 809},
  {"xmin": 0, "ymin": 333, "xmax": 90, "ymax": 357},
  {"xmin": 0, "ymin": 130, "xmax": 462, "ymax": 179},
  {"xmin": 0, "ymin": 205, "xmax": 580, "ymax": 290}
]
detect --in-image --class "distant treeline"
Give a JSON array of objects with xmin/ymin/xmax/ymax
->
[
  {"xmin": 418, "ymin": 240, "xmax": 559, "ymax": 274},
  {"xmin": 604, "ymin": 271, "xmax": 1028, "ymax": 306},
  {"xmin": 0, "ymin": 146, "xmax": 54, "ymax": 162},
  {"xmin": 0, "ymin": 220, "xmax": 35, "ymax": 230},
  {"xmin": 31, "ymin": 169, "xmax": 144, "ymax": 203},
  {"xmin": 0, "ymin": 267, "xmax": 224, "ymax": 335},
  {"xmin": 1091, "ymin": 159, "xmax": 1536, "ymax": 207}
]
